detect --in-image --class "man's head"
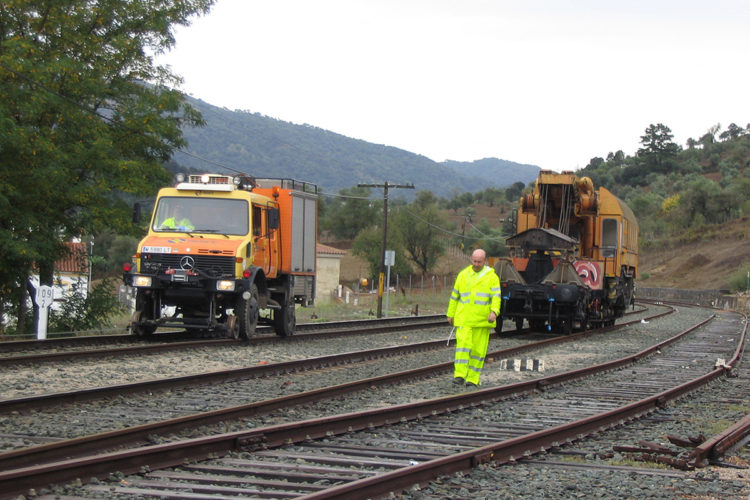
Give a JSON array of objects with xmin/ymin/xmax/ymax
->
[{"xmin": 471, "ymin": 249, "xmax": 486, "ymax": 272}]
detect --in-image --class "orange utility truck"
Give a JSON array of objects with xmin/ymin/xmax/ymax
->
[{"xmin": 123, "ymin": 173, "xmax": 317, "ymax": 339}]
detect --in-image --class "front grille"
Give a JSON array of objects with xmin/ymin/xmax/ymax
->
[{"xmin": 141, "ymin": 253, "xmax": 235, "ymax": 278}]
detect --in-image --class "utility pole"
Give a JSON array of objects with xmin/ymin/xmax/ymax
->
[{"xmin": 358, "ymin": 181, "xmax": 414, "ymax": 318}]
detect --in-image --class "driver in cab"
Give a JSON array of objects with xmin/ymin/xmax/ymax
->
[{"xmin": 159, "ymin": 204, "xmax": 195, "ymax": 231}]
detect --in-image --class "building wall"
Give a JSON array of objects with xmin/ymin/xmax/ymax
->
[{"xmin": 315, "ymin": 255, "xmax": 342, "ymax": 304}]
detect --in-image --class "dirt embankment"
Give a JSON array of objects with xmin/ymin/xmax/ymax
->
[{"xmin": 639, "ymin": 217, "xmax": 750, "ymax": 290}]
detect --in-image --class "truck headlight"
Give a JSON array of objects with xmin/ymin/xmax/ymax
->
[
  {"xmin": 217, "ymin": 280, "xmax": 235, "ymax": 291},
  {"xmin": 134, "ymin": 276, "xmax": 152, "ymax": 287}
]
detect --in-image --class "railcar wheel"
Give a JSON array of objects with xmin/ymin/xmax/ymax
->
[
  {"xmin": 130, "ymin": 310, "xmax": 156, "ymax": 337},
  {"xmin": 235, "ymin": 284, "xmax": 259, "ymax": 340},
  {"xmin": 226, "ymin": 315, "xmax": 240, "ymax": 340},
  {"xmin": 494, "ymin": 317, "xmax": 503, "ymax": 335},
  {"xmin": 131, "ymin": 291, "xmax": 157, "ymax": 337},
  {"xmin": 529, "ymin": 319, "xmax": 545, "ymax": 332}
]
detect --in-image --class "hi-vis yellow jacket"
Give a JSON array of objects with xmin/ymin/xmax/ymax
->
[{"xmin": 446, "ymin": 265, "xmax": 501, "ymax": 327}]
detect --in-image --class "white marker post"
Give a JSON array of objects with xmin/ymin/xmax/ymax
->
[
  {"xmin": 384, "ymin": 250, "xmax": 395, "ymax": 318},
  {"xmin": 36, "ymin": 285, "xmax": 54, "ymax": 340}
]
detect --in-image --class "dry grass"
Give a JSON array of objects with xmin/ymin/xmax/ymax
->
[{"xmin": 303, "ymin": 289, "xmax": 449, "ymax": 323}]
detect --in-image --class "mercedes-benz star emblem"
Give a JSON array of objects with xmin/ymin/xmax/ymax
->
[{"xmin": 180, "ymin": 256, "xmax": 195, "ymax": 270}]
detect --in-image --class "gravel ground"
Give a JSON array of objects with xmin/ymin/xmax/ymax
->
[
  {"xmin": 8, "ymin": 305, "xmax": 750, "ymax": 499},
  {"xmin": 398, "ymin": 310, "xmax": 750, "ymax": 500},
  {"xmin": 0, "ymin": 305, "xmax": 683, "ymax": 447}
]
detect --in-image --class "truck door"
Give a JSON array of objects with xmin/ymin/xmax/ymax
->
[{"xmin": 251, "ymin": 204, "xmax": 278, "ymax": 277}]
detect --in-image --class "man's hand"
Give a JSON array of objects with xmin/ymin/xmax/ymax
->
[
  {"xmin": 447, "ymin": 317, "xmax": 454, "ymax": 326},
  {"xmin": 488, "ymin": 311, "xmax": 497, "ymax": 323}
]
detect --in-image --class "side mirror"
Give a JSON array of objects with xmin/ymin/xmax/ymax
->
[
  {"xmin": 132, "ymin": 203, "xmax": 141, "ymax": 223},
  {"xmin": 268, "ymin": 208, "xmax": 280, "ymax": 230}
]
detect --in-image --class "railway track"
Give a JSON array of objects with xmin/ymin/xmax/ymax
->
[
  {"xmin": 0, "ymin": 303, "xmax": 663, "ymax": 461},
  {"xmin": 2, "ymin": 303, "xmax": 746, "ymax": 497},
  {"xmin": 0, "ymin": 315, "xmax": 447, "ymax": 366}
]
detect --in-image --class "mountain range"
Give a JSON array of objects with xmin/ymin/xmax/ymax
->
[{"xmin": 176, "ymin": 98, "xmax": 540, "ymax": 198}]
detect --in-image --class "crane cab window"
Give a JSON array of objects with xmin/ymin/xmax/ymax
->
[{"xmin": 601, "ymin": 218, "xmax": 618, "ymax": 258}]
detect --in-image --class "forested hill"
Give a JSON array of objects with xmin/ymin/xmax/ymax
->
[{"xmin": 176, "ymin": 98, "xmax": 540, "ymax": 197}]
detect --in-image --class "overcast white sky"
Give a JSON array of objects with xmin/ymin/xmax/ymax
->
[{"xmin": 157, "ymin": 0, "xmax": 750, "ymax": 172}]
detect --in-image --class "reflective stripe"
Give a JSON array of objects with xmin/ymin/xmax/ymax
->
[
  {"xmin": 474, "ymin": 300, "xmax": 490, "ymax": 305},
  {"xmin": 476, "ymin": 267, "xmax": 491, "ymax": 280},
  {"xmin": 468, "ymin": 365, "xmax": 483, "ymax": 373},
  {"xmin": 454, "ymin": 359, "xmax": 469, "ymax": 365},
  {"xmin": 470, "ymin": 354, "xmax": 485, "ymax": 362},
  {"xmin": 456, "ymin": 347, "xmax": 472, "ymax": 354}
]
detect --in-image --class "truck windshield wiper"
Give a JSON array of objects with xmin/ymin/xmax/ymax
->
[{"xmin": 194, "ymin": 228, "xmax": 230, "ymax": 238}]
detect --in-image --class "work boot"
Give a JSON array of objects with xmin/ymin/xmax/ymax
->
[
  {"xmin": 452, "ymin": 377, "xmax": 465, "ymax": 385},
  {"xmin": 465, "ymin": 381, "xmax": 479, "ymax": 388}
]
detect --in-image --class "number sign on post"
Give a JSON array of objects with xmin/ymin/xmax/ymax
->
[{"xmin": 36, "ymin": 285, "xmax": 54, "ymax": 340}]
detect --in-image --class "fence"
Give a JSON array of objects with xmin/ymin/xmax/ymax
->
[{"xmin": 637, "ymin": 287, "xmax": 750, "ymax": 312}]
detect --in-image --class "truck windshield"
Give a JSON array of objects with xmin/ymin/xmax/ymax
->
[{"xmin": 153, "ymin": 197, "xmax": 249, "ymax": 235}]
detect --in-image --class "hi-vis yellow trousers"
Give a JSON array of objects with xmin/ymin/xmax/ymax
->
[{"xmin": 453, "ymin": 326, "xmax": 491, "ymax": 385}]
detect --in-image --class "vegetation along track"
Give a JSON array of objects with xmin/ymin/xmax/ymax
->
[{"xmin": 2, "ymin": 303, "xmax": 746, "ymax": 497}]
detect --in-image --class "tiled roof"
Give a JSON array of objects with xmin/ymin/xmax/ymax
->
[
  {"xmin": 317, "ymin": 243, "xmax": 347, "ymax": 256},
  {"xmin": 56, "ymin": 242, "xmax": 88, "ymax": 274}
]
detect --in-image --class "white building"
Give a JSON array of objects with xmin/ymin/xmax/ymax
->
[{"xmin": 315, "ymin": 243, "xmax": 346, "ymax": 304}]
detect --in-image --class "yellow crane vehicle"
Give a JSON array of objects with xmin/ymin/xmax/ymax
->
[{"xmin": 495, "ymin": 170, "xmax": 638, "ymax": 334}]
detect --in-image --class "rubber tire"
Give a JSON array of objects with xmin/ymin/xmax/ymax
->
[
  {"xmin": 235, "ymin": 284, "xmax": 259, "ymax": 340},
  {"xmin": 273, "ymin": 302, "xmax": 296, "ymax": 338}
]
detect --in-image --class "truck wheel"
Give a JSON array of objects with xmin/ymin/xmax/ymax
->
[
  {"xmin": 273, "ymin": 302, "xmax": 296, "ymax": 337},
  {"xmin": 235, "ymin": 284, "xmax": 259, "ymax": 339}
]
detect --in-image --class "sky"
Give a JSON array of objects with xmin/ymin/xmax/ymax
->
[{"xmin": 157, "ymin": 0, "xmax": 750, "ymax": 172}]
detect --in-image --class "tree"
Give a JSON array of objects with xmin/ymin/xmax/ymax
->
[
  {"xmin": 391, "ymin": 191, "xmax": 447, "ymax": 275},
  {"xmin": 505, "ymin": 181, "xmax": 525, "ymax": 203},
  {"xmin": 352, "ymin": 225, "xmax": 411, "ymax": 280},
  {"xmin": 323, "ymin": 186, "xmax": 378, "ymax": 239},
  {"xmin": 0, "ymin": 0, "xmax": 213, "ymax": 332},
  {"xmin": 637, "ymin": 123, "xmax": 681, "ymax": 173},
  {"xmin": 719, "ymin": 123, "xmax": 746, "ymax": 141}
]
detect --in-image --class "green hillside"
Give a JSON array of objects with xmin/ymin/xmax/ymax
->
[{"xmin": 177, "ymin": 98, "xmax": 540, "ymax": 197}]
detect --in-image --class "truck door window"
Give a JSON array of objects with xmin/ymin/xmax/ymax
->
[{"xmin": 252, "ymin": 205, "xmax": 263, "ymax": 237}]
